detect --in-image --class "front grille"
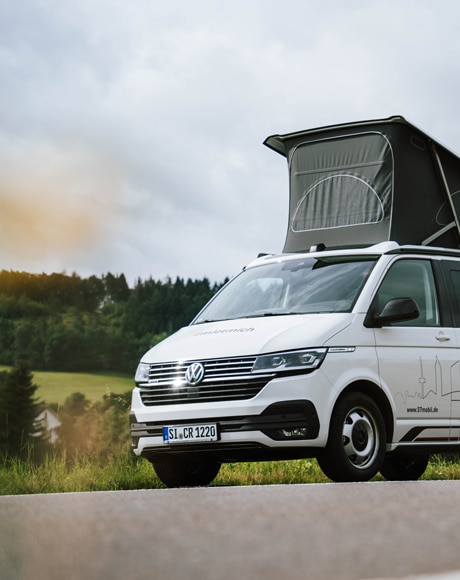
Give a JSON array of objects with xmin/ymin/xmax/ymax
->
[{"xmin": 138, "ymin": 356, "xmax": 274, "ymax": 406}]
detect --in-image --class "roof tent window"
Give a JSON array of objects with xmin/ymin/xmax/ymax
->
[{"xmin": 289, "ymin": 133, "xmax": 393, "ymax": 233}]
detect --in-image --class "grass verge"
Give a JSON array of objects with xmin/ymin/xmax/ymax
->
[{"xmin": 1, "ymin": 454, "xmax": 460, "ymax": 495}]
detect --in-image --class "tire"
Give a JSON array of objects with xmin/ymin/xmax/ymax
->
[
  {"xmin": 380, "ymin": 454, "xmax": 429, "ymax": 481},
  {"xmin": 317, "ymin": 392, "xmax": 386, "ymax": 482},
  {"xmin": 152, "ymin": 458, "xmax": 221, "ymax": 488}
]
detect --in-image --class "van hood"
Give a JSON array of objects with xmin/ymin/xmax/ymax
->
[{"xmin": 141, "ymin": 314, "xmax": 353, "ymax": 363}]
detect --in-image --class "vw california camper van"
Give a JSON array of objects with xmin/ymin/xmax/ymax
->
[{"xmin": 130, "ymin": 116, "xmax": 460, "ymax": 486}]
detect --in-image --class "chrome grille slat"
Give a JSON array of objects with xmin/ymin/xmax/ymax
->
[{"xmin": 139, "ymin": 356, "xmax": 272, "ymax": 406}]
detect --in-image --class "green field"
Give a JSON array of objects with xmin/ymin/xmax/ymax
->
[{"xmin": 0, "ymin": 366, "xmax": 133, "ymax": 405}]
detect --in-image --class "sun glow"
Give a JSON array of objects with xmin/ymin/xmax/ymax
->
[{"xmin": 0, "ymin": 143, "xmax": 122, "ymax": 263}]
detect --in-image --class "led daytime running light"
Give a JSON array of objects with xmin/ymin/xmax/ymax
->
[{"xmin": 252, "ymin": 348, "xmax": 327, "ymax": 373}]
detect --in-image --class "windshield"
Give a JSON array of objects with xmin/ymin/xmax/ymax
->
[{"xmin": 193, "ymin": 256, "xmax": 377, "ymax": 323}]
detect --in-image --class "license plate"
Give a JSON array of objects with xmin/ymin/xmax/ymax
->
[{"xmin": 163, "ymin": 423, "xmax": 218, "ymax": 444}]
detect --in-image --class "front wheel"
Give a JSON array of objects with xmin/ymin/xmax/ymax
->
[
  {"xmin": 152, "ymin": 457, "xmax": 221, "ymax": 488},
  {"xmin": 317, "ymin": 392, "xmax": 386, "ymax": 482},
  {"xmin": 380, "ymin": 454, "xmax": 429, "ymax": 481}
]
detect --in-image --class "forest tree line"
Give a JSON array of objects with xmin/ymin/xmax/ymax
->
[{"xmin": 0, "ymin": 270, "xmax": 226, "ymax": 374}]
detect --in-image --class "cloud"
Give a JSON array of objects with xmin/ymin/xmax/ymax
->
[{"xmin": 2, "ymin": 0, "xmax": 460, "ymax": 284}]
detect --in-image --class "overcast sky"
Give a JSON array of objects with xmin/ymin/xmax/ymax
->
[{"xmin": 2, "ymin": 0, "xmax": 460, "ymax": 285}]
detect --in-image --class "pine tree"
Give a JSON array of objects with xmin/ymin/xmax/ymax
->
[{"xmin": 0, "ymin": 362, "xmax": 40, "ymax": 457}]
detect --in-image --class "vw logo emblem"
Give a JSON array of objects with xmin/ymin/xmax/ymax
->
[{"xmin": 185, "ymin": 362, "xmax": 205, "ymax": 386}]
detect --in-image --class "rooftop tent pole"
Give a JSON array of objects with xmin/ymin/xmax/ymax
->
[
  {"xmin": 423, "ymin": 143, "xmax": 460, "ymax": 246},
  {"xmin": 422, "ymin": 222, "xmax": 458, "ymax": 246}
]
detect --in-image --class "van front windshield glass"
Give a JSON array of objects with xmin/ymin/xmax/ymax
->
[{"xmin": 193, "ymin": 257, "xmax": 377, "ymax": 323}]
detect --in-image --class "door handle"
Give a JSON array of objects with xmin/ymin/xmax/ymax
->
[{"xmin": 435, "ymin": 332, "xmax": 451, "ymax": 342}]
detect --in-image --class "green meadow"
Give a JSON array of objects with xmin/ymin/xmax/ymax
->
[
  {"xmin": 0, "ymin": 366, "xmax": 133, "ymax": 405},
  {"xmin": 34, "ymin": 371, "xmax": 133, "ymax": 405}
]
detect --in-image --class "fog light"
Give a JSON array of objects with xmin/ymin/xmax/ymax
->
[{"xmin": 280, "ymin": 428, "xmax": 308, "ymax": 438}]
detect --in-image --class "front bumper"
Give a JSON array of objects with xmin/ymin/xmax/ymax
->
[{"xmin": 130, "ymin": 400, "xmax": 320, "ymax": 463}]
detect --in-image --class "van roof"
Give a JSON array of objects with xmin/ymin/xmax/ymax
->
[{"xmin": 249, "ymin": 241, "xmax": 460, "ymax": 270}]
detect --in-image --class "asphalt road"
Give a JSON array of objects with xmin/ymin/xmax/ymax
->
[{"xmin": 2, "ymin": 481, "xmax": 460, "ymax": 580}]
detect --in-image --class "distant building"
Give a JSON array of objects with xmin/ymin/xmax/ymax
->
[{"xmin": 33, "ymin": 406, "xmax": 61, "ymax": 444}]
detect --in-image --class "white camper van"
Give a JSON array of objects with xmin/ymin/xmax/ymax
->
[{"xmin": 130, "ymin": 116, "xmax": 460, "ymax": 486}]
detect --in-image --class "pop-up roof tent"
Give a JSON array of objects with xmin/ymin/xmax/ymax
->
[{"xmin": 264, "ymin": 115, "xmax": 460, "ymax": 253}]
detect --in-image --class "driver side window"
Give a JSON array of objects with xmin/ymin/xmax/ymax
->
[{"xmin": 375, "ymin": 259, "xmax": 439, "ymax": 327}]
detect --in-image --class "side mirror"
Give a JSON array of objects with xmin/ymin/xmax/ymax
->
[{"xmin": 365, "ymin": 297, "xmax": 420, "ymax": 328}]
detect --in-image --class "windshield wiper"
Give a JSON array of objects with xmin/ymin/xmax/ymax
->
[
  {"xmin": 195, "ymin": 311, "xmax": 307, "ymax": 324},
  {"xmin": 245, "ymin": 311, "xmax": 306, "ymax": 318}
]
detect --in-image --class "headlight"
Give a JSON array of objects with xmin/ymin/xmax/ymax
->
[
  {"xmin": 252, "ymin": 348, "xmax": 327, "ymax": 373},
  {"xmin": 134, "ymin": 362, "xmax": 150, "ymax": 383}
]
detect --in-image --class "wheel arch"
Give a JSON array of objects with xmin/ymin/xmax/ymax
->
[{"xmin": 334, "ymin": 380, "xmax": 394, "ymax": 443}]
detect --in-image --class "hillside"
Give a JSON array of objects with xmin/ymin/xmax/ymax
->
[{"xmin": 0, "ymin": 270, "xmax": 224, "ymax": 374}]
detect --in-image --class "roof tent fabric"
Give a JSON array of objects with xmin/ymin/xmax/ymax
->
[{"xmin": 264, "ymin": 116, "xmax": 460, "ymax": 253}]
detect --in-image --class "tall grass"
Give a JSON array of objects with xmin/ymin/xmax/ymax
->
[
  {"xmin": 0, "ymin": 449, "xmax": 154, "ymax": 495},
  {"xmin": 1, "ymin": 453, "xmax": 460, "ymax": 495}
]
